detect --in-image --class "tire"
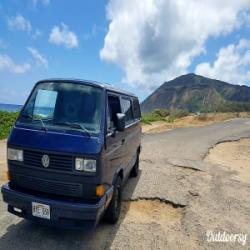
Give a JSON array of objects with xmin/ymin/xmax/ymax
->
[
  {"xmin": 104, "ymin": 177, "xmax": 122, "ymax": 224},
  {"xmin": 130, "ymin": 153, "xmax": 139, "ymax": 177}
]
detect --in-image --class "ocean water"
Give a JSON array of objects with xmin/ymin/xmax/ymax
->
[{"xmin": 0, "ymin": 103, "xmax": 22, "ymax": 112}]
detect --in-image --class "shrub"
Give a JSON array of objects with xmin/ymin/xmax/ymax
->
[
  {"xmin": 152, "ymin": 109, "xmax": 170, "ymax": 117},
  {"xmin": 166, "ymin": 115, "xmax": 176, "ymax": 123},
  {"xmin": 141, "ymin": 109, "xmax": 169, "ymax": 124},
  {"xmin": 0, "ymin": 111, "xmax": 19, "ymax": 139},
  {"xmin": 142, "ymin": 108, "xmax": 190, "ymax": 124},
  {"xmin": 141, "ymin": 113, "xmax": 164, "ymax": 124}
]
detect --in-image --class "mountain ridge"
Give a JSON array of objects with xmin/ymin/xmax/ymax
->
[{"xmin": 141, "ymin": 74, "xmax": 250, "ymax": 113}]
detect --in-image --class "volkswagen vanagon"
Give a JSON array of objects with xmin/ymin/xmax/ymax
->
[{"xmin": 1, "ymin": 79, "xmax": 141, "ymax": 229}]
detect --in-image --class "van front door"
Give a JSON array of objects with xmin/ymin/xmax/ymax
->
[{"xmin": 104, "ymin": 94, "xmax": 126, "ymax": 184}]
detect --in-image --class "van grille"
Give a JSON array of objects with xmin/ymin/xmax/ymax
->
[
  {"xmin": 16, "ymin": 174, "xmax": 83, "ymax": 197},
  {"xmin": 24, "ymin": 150, "xmax": 73, "ymax": 172}
]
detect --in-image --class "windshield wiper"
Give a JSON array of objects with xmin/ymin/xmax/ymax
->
[
  {"xmin": 52, "ymin": 121, "xmax": 91, "ymax": 137},
  {"xmin": 21, "ymin": 113, "xmax": 48, "ymax": 132}
]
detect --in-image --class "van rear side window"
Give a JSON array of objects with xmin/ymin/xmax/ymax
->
[
  {"xmin": 132, "ymin": 98, "xmax": 141, "ymax": 120},
  {"xmin": 121, "ymin": 97, "xmax": 134, "ymax": 125}
]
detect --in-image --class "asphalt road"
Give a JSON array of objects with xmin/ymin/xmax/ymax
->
[{"xmin": 0, "ymin": 118, "xmax": 250, "ymax": 249}]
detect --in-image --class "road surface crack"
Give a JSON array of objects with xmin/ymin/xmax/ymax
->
[
  {"xmin": 203, "ymin": 136, "xmax": 250, "ymax": 160},
  {"xmin": 168, "ymin": 162, "xmax": 203, "ymax": 172},
  {"xmin": 123, "ymin": 197, "xmax": 187, "ymax": 208}
]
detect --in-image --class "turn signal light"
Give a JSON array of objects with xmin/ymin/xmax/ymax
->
[{"xmin": 96, "ymin": 185, "xmax": 105, "ymax": 196}]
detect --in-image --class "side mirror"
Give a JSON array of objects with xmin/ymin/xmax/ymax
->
[{"xmin": 116, "ymin": 113, "xmax": 125, "ymax": 132}]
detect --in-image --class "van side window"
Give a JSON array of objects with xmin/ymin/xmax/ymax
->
[
  {"xmin": 121, "ymin": 97, "xmax": 134, "ymax": 125},
  {"xmin": 132, "ymin": 98, "xmax": 141, "ymax": 120},
  {"xmin": 107, "ymin": 95, "xmax": 121, "ymax": 130}
]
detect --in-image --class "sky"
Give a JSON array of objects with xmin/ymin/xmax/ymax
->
[{"xmin": 0, "ymin": 0, "xmax": 250, "ymax": 104}]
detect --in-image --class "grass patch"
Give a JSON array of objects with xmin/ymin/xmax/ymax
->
[
  {"xmin": 141, "ymin": 109, "xmax": 170, "ymax": 124},
  {"xmin": 0, "ymin": 111, "xmax": 19, "ymax": 139},
  {"xmin": 141, "ymin": 109, "xmax": 189, "ymax": 124}
]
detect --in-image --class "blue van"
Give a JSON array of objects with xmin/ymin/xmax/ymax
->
[{"xmin": 1, "ymin": 79, "xmax": 141, "ymax": 229}]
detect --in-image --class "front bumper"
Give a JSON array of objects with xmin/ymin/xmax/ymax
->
[{"xmin": 1, "ymin": 183, "xmax": 113, "ymax": 229}]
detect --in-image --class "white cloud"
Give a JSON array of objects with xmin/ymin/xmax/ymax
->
[
  {"xmin": 7, "ymin": 15, "xmax": 43, "ymax": 39},
  {"xmin": 28, "ymin": 47, "xmax": 48, "ymax": 68},
  {"xmin": 49, "ymin": 23, "xmax": 79, "ymax": 48},
  {"xmin": 241, "ymin": 10, "xmax": 250, "ymax": 27},
  {"xmin": 32, "ymin": 0, "xmax": 50, "ymax": 6},
  {"xmin": 195, "ymin": 39, "xmax": 250, "ymax": 85},
  {"xmin": 0, "ymin": 54, "xmax": 31, "ymax": 74},
  {"xmin": 100, "ymin": 0, "xmax": 250, "ymax": 90},
  {"xmin": 7, "ymin": 14, "xmax": 32, "ymax": 32},
  {"xmin": 32, "ymin": 29, "xmax": 43, "ymax": 39}
]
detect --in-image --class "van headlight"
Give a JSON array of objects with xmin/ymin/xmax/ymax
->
[
  {"xmin": 75, "ymin": 158, "xmax": 96, "ymax": 173},
  {"xmin": 7, "ymin": 148, "xmax": 23, "ymax": 162}
]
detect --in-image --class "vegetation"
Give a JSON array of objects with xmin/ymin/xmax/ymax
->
[
  {"xmin": 141, "ymin": 107, "xmax": 250, "ymax": 127},
  {"xmin": 141, "ymin": 109, "xmax": 169, "ymax": 124},
  {"xmin": 141, "ymin": 109, "xmax": 189, "ymax": 124},
  {"xmin": 0, "ymin": 111, "xmax": 19, "ymax": 139}
]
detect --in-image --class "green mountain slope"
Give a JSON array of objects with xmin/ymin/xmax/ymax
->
[{"xmin": 141, "ymin": 74, "xmax": 250, "ymax": 113}]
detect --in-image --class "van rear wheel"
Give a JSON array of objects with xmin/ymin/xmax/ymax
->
[
  {"xmin": 130, "ymin": 153, "xmax": 139, "ymax": 177},
  {"xmin": 104, "ymin": 177, "xmax": 122, "ymax": 224}
]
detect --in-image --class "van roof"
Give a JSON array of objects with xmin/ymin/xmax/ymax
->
[{"xmin": 37, "ymin": 78, "xmax": 137, "ymax": 98}]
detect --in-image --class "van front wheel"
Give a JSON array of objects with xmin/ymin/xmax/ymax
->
[{"xmin": 104, "ymin": 177, "xmax": 122, "ymax": 224}]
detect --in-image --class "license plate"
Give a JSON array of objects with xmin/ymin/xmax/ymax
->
[{"xmin": 32, "ymin": 202, "xmax": 50, "ymax": 220}]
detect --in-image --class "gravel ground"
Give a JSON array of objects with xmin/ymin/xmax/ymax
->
[{"xmin": 0, "ymin": 118, "xmax": 250, "ymax": 249}]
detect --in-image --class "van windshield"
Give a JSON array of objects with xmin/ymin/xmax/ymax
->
[{"xmin": 18, "ymin": 82, "xmax": 103, "ymax": 134}]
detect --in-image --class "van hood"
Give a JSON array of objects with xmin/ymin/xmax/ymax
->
[{"xmin": 8, "ymin": 125, "xmax": 103, "ymax": 155}]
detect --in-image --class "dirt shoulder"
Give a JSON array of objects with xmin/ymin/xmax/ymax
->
[
  {"xmin": 142, "ymin": 112, "xmax": 250, "ymax": 134},
  {"xmin": 0, "ymin": 139, "xmax": 7, "ymax": 181},
  {"xmin": 205, "ymin": 138, "xmax": 250, "ymax": 184}
]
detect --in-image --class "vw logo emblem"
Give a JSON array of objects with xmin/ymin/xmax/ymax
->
[{"xmin": 41, "ymin": 154, "xmax": 50, "ymax": 168}]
